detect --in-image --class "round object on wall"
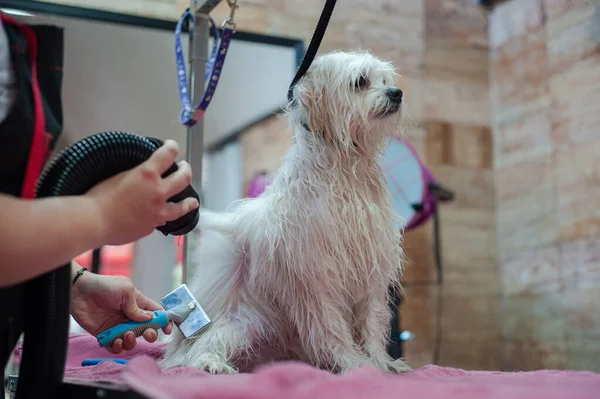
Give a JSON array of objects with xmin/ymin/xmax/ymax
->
[{"xmin": 378, "ymin": 137, "xmax": 437, "ymax": 231}]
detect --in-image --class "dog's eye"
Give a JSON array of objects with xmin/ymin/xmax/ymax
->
[
  {"xmin": 354, "ymin": 74, "xmax": 369, "ymax": 90},
  {"xmin": 383, "ymin": 79, "xmax": 387, "ymax": 85}
]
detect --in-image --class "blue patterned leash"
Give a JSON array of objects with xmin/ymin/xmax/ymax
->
[{"xmin": 175, "ymin": 2, "xmax": 237, "ymax": 126}]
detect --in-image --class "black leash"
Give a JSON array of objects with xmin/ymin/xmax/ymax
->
[{"xmin": 287, "ymin": 0, "xmax": 337, "ymax": 103}]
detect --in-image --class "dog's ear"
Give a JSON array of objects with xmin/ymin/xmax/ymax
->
[
  {"xmin": 296, "ymin": 77, "xmax": 324, "ymax": 129},
  {"xmin": 294, "ymin": 76, "xmax": 313, "ymax": 112},
  {"xmin": 295, "ymin": 75, "xmax": 340, "ymax": 146}
]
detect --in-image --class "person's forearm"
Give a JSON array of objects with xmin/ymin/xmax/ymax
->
[{"xmin": 0, "ymin": 193, "xmax": 106, "ymax": 288}]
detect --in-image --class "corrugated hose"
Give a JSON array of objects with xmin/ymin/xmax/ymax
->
[{"xmin": 15, "ymin": 131, "xmax": 199, "ymax": 398}]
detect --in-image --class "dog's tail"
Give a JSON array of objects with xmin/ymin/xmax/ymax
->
[{"xmin": 198, "ymin": 210, "xmax": 237, "ymax": 234}]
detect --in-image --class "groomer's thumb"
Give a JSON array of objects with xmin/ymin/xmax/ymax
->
[{"xmin": 121, "ymin": 285, "xmax": 153, "ymax": 322}]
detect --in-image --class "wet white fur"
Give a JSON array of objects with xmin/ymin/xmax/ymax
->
[{"xmin": 159, "ymin": 51, "xmax": 409, "ymax": 374}]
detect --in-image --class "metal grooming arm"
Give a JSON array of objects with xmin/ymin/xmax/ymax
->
[{"xmin": 182, "ymin": 0, "xmax": 223, "ymax": 283}]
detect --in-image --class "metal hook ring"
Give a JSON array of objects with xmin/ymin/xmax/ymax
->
[{"xmin": 222, "ymin": 18, "xmax": 236, "ymax": 29}]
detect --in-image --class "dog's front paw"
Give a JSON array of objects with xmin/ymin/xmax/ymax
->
[
  {"xmin": 370, "ymin": 357, "xmax": 411, "ymax": 373},
  {"xmin": 333, "ymin": 352, "xmax": 374, "ymax": 373},
  {"xmin": 203, "ymin": 361, "xmax": 237, "ymax": 375},
  {"xmin": 192, "ymin": 353, "xmax": 238, "ymax": 375}
]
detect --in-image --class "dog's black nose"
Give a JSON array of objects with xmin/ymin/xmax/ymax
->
[{"xmin": 387, "ymin": 88, "xmax": 403, "ymax": 103}]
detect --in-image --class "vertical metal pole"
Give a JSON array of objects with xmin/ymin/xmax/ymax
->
[
  {"xmin": 132, "ymin": 232, "xmax": 176, "ymax": 303},
  {"xmin": 183, "ymin": 0, "xmax": 221, "ymax": 283}
]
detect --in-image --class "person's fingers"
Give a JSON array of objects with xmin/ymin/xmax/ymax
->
[
  {"xmin": 160, "ymin": 197, "xmax": 199, "ymax": 223},
  {"xmin": 134, "ymin": 292, "xmax": 172, "ymax": 335},
  {"xmin": 133, "ymin": 290, "xmax": 170, "ymax": 336},
  {"xmin": 134, "ymin": 289, "xmax": 163, "ymax": 312},
  {"xmin": 111, "ymin": 339, "xmax": 124, "ymax": 354},
  {"xmin": 121, "ymin": 283, "xmax": 154, "ymax": 322},
  {"xmin": 162, "ymin": 321, "xmax": 173, "ymax": 335},
  {"xmin": 144, "ymin": 140, "xmax": 179, "ymax": 176},
  {"xmin": 122, "ymin": 331, "xmax": 137, "ymax": 351},
  {"xmin": 142, "ymin": 328, "xmax": 158, "ymax": 343},
  {"xmin": 162, "ymin": 160, "xmax": 193, "ymax": 199}
]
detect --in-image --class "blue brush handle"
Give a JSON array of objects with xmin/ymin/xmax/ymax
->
[
  {"xmin": 81, "ymin": 358, "xmax": 129, "ymax": 366},
  {"xmin": 96, "ymin": 310, "xmax": 168, "ymax": 348}
]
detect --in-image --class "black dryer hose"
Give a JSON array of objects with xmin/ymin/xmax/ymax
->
[{"xmin": 15, "ymin": 131, "xmax": 200, "ymax": 398}]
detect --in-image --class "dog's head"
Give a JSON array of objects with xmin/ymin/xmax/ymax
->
[{"xmin": 290, "ymin": 51, "xmax": 403, "ymax": 154}]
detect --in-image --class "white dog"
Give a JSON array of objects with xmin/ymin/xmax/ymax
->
[{"xmin": 160, "ymin": 50, "xmax": 409, "ymax": 374}]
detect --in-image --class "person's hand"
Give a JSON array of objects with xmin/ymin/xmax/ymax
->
[
  {"xmin": 71, "ymin": 270, "xmax": 172, "ymax": 354},
  {"xmin": 86, "ymin": 140, "xmax": 199, "ymax": 246}
]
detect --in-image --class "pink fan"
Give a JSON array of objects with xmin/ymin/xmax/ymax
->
[{"xmin": 378, "ymin": 136, "xmax": 439, "ymax": 231}]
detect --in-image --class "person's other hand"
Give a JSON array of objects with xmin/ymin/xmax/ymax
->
[
  {"xmin": 71, "ymin": 271, "xmax": 172, "ymax": 354},
  {"xmin": 86, "ymin": 139, "xmax": 199, "ymax": 246}
]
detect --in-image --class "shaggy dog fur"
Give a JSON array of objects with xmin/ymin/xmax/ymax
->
[{"xmin": 159, "ymin": 50, "xmax": 410, "ymax": 374}]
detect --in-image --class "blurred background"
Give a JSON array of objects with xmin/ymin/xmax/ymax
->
[{"xmin": 19, "ymin": 0, "xmax": 600, "ymax": 372}]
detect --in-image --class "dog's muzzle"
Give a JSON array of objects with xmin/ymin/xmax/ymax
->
[
  {"xmin": 377, "ymin": 88, "xmax": 403, "ymax": 117},
  {"xmin": 387, "ymin": 88, "xmax": 403, "ymax": 104}
]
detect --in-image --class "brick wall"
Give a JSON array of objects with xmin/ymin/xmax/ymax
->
[{"xmin": 490, "ymin": 0, "xmax": 600, "ymax": 371}]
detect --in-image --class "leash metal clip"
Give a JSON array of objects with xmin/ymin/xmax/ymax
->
[
  {"xmin": 222, "ymin": 0, "xmax": 239, "ymax": 29},
  {"xmin": 175, "ymin": 7, "xmax": 235, "ymax": 127}
]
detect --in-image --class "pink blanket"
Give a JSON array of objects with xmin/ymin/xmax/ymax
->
[{"xmin": 14, "ymin": 334, "xmax": 600, "ymax": 399}]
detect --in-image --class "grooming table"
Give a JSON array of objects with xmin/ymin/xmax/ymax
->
[{"xmin": 9, "ymin": 334, "xmax": 600, "ymax": 399}]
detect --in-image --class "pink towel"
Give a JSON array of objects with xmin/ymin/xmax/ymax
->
[
  {"xmin": 12, "ymin": 333, "xmax": 160, "ymax": 382},
  {"xmin": 13, "ymin": 334, "xmax": 600, "ymax": 399}
]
